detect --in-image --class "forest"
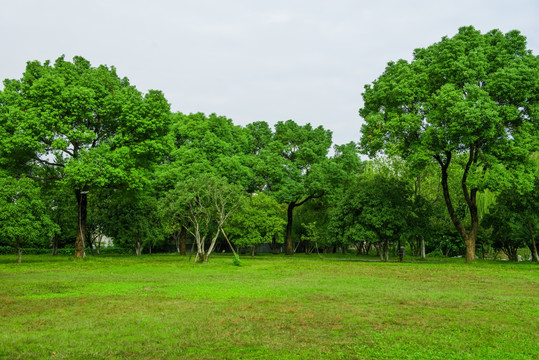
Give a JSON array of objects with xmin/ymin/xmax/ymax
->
[{"xmin": 0, "ymin": 26, "xmax": 538, "ymax": 264}]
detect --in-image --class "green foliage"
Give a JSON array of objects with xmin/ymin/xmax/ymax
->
[
  {"xmin": 225, "ymin": 193, "xmax": 286, "ymax": 249},
  {"xmin": 232, "ymin": 253, "xmax": 242, "ymax": 266},
  {"xmin": 269, "ymin": 120, "xmax": 333, "ymax": 204},
  {"xmin": 0, "ymin": 55, "xmax": 171, "ymax": 187},
  {"xmin": 100, "ymin": 189, "xmax": 164, "ymax": 255},
  {"xmin": 0, "ymin": 56, "xmax": 171, "ymax": 255},
  {"xmin": 0, "ymin": 176, "xmax": 59, "ymax": 260},
  {"xmin": 162, "ymin": 174, "xmax": 245, "ymax": 261},
  {"xmin": 157, "ymin": 112, "xmax": 254, "ymax": 191},
  {"xmin": 329, "ymin": 173, "xmax": 412, "ymax": 248},
  {"xmin": 359, "ymin": 27, "xmax": 539, "ymax": 261}
]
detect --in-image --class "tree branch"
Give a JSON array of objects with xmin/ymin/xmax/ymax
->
[{"xmin": 34, "ymin": 158, "xmax": 65, "ymax": 167}]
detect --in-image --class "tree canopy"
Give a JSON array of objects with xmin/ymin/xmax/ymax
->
[
  {"xmin": 359, "ymin": 26, "xmax": 539, "ymax": 262},
  {"xmin": 0, "ymin": 55, "xmax": 170, "ymax": 257}
]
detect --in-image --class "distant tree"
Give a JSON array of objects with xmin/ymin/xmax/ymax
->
[
  {"xmin": 484, "ymin": 173, "xmax": 539, "ymax": 262},
  {"xmin": 0, "ymin": 55, "xmax": 170, "ymax": 258},
  {"xmin": 0, "ymin": 176, "xmax": 58, "ymax": 262},
  {"xmin": 43, "ymin": 181, "xmax": 77, "ymax": 255},
  {"xmin": 329, "ymin": 174, "xmax": 412, "ymax": 261},
  {"xmin": 360, "ymin": 27, "xmax": 539, "ymax": 262},
  {"xmin": 263, "ymin": 120, "xmax": 333, "ymax": 255},
  {"xmin": 163, "ymin": 175, "xmax": 243, "ymax": 262},
  {"xmin": 224, "ymin": 192, "xmax": 286, "ymax": 257},
  {"xmin": 102, "ymin": 190, "xmax": 164, "ymax": 256},
  {"xmin": 482, "ymin": 203, "xmax": 525, "ymax": 261}
]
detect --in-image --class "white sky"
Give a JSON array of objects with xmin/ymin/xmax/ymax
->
[{"xmin": 1, "ymin": 0, "xmax": 537, "ymax": 146}]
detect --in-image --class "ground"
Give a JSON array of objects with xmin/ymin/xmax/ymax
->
[{"xmin": 0, "ymin": 254, "xmax": 537, "ymax": 359}]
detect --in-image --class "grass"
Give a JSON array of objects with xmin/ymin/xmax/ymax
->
[{"xmin": 0, "ymin": 254, "xmax": 537, "ymax": 359}]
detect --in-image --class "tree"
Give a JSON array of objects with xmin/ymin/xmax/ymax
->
[
  {"xmin": 329, "ymin": 174, "xmax": 412, "ymax": 261},
  {"xmin": 0, "ymin": 56, "xmax": 170, "ymax": 257},
  {"xmin": 267, "ymin": 120, "xmax": 333, "ymax": 255},
  {"xmin": 224, "ymin": 192, "xmax": 286, "ymax": 256},
  {"xmin": 484, "ymin": 173, "xmax": 539, "ymax": 262},
  {"xmin": 360, "ymin": 27, "xmax": 539, "ymax": 262},
  {"xmin": 0, "ymin": 176, "xmax": 58, "ymax": 262},
  {"xmin": 163, "ymin": 175, "xmax": 243, "ymax": 262},
  {"xmin": 101, "ymin": 189, "xmax": 164, "ymax": 256},
  {"xmin": 156, "ymin": 112, "xmax": 255, "ymax": 192},
  {"xmin": 482, "ymin": 202, "xmax": 525, "ymax": 261}
]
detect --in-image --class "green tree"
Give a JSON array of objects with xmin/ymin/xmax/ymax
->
[
  {"xmin": 0, "ymin": 56, "xmax": 170, "ymax": 258},
  {"xmin": 101, "ymin": 189, "xmax": 163, "ymax": 256},
  {"xmin": 484, "ymin": 173, "xmax": 539, "ymax": 262},
  {"xmin": 0, "ymin": 176, "xmax": 58, "ymax": 262},
  {"xmin": 157, "ymin": 112, "xmax": 254, "ymax": 191},
  {"xmin": 359, "ymin": 27, "xmax": 539, "ymax": 262},
  {"xmin": 267, "ymin": 120, "xmax": 333, "ymax": 255},
  {"xmin": 162, "ymin": 175, "xmax": 243, "ymax": 262},
  {"xmin": 224, "ymin": 192, "xmax": 286, "ymax": 256},
  {"xmin": 329, "ymin": 174, "xmax": 412, "ymax": 261},
  {"xmin": 482, "ymin": 202, "xmax": 525, "ymax": 261}
]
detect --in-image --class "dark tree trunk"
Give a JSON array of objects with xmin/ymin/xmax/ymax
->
[
  {"xmin": 51, "ymin": 235, "xmax": 59, "ymax": 256},
  {"xmin": 436, "ymin": 150, "xmax": 478, "ymax": 263},
  {"xmin": 285, "ymin": 202, "xmax": 296, "ymax": 255},
  {"xmin": 180, "ymin": 226, "xmax": 187, "ymax": 256},
  {"xmin": 251, "ymin": 246, "xmax": 255, "ymax": 258},
  {"xmin": 74, "ymin": 186, "xmax": 88, "ymax": 258},
  {"xmin": 87, "ymin": 235, "xmax": 94, "ymax": 256},
  {"xmin": 285, "ymin": 195, "xmax": 319, "ymax": 256}
]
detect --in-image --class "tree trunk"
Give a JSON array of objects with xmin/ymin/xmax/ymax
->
[
  {"xmin": 51, "ymin": 235, "xmax": 59, "ymax": 256},
  {"xmin": 220, "ymin": 226, "xmax": 237, "ymax": 256},
  {"xmin": 437, "ymin": 151, "xmax": 478, "ymax": 263},
  {"xmin": 526, "ymin": 222, "xmax": 539, "ymax": 263},
  {"xmin": 464, "ymin": 236, "xmax": 476, "ymax": 263},
  {"xmin": 285, "ymin": 202, "xmax": 295, "ymax": 255},
  {"xmin": 180, "ymin": 226, "xmax": 187, "ymax": 256},
  {"xmin": 251, "ymin": 246, "xmax": 255, "ymax": 258},
  {"xmin": 87, "ymin": 235, "xmax": 94, "ymax": 256},
  {"xmin": 420, "ymin": 236, "xmax": 426, "ymax": 260},
  {"xmin": 173, "ymin": 231, "xmax": 181, "ymax": 253},
  {"xmin": 136, "ymin": 240, "xmax": 143, "ymax": 256},
  {"xmin": 74, "ymin": 186, "xmax": 88, "ymax": 258},
  {"xmin": 383, "ymin": 239, "xmax": 389, "ymax": 262},
  {"xmin": 377, "ymin": 241, "xmax": 383, "ymax": 261},
  {"xmin": 204, "ymin": 229, "xmax": 221, "ymax": 262},
  {"xmin": 96, "ymin": 232, "xmax": 102, "ymax": 255},
  {"xmin": 17, "ymin": 241, "xmax": 22, "ymax": 264}
]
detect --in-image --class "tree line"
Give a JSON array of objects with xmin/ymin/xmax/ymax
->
[{"xmin": 0, "ymin": 26, "xmax": 537, "ymax": 263}]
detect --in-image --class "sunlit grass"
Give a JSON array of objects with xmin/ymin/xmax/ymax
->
[{"xmin": 0, "ymin": 254, "xmax": 537, "ymax": 359}]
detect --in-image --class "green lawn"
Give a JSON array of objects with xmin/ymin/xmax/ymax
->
[{"xmin": 0, "ymin": 254, "xmax": 537, "ymax": 359}]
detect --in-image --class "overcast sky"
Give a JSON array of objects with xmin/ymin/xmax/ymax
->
[{"xmin": 1, "ymin": 0, "xmax": 537, "ymax": 146}]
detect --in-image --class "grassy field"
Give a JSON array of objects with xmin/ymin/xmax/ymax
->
[{"xmin": 0, "ymin": 254, "xmax": 537, "ymax": 360}]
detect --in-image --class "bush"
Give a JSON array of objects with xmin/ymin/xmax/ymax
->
[
  {"xmin": 426, "ymin": 249, "xmax": 445, "ymax": 258},
  {"xmin": 232, "ymin": 253, "xmax": 242, "ymax": 266}
]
